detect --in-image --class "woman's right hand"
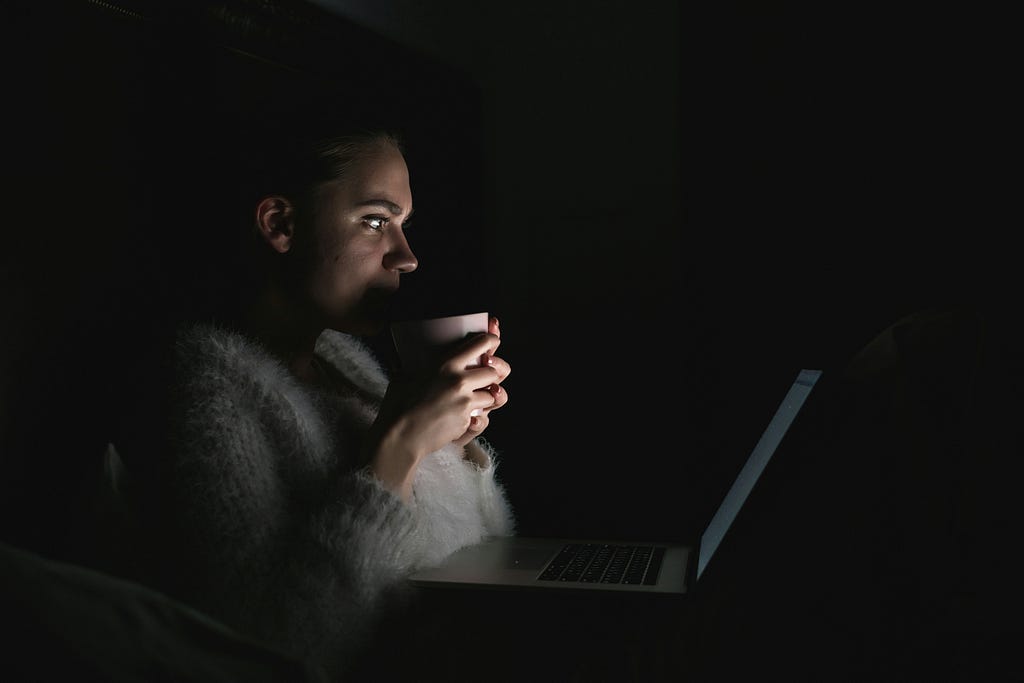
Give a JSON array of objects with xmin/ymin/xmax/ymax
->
[{"xmin": 366, "ymin": 325, "xmax": 510, "ymax": 501}]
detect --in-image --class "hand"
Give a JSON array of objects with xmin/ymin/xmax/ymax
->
[
  {"xmin": 453, "ymin": 315, "xmax": 509, "ymax": 448},
  {"xmin": 367, "ymin": 315, "xmax": 511, "ymax": 499}
]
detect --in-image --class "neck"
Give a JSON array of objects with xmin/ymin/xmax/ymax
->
[{"xmin": 239, "ymin": 285, "xmax": 322, "ymax": 383}]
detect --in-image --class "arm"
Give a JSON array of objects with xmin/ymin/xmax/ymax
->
[
  {"xmin": 151, "ymin": 326, "xmax": 420, "ymax": 675},
  {"xmin": 364, "ymin": 316, "xmax": 515, "ymax": 561},
  {"xmin": 401, "ymin": 438, "xmax": 515, "ymax": 568},
  {"xmin": 365, "ymin": 315, "xmax": 511, "ymax": 502}
]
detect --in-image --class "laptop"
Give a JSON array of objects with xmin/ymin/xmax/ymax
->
[{"xmin": 410, "ymin": 368, "xmax": 823, "ymax": 595}]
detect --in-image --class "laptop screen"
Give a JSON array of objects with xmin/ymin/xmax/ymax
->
[{"xmin": 696, "ymin": 368, "xmax": 822, "ymax": 581}]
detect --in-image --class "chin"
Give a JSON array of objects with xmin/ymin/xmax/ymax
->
[{"xmin": 331, "ymin": 291, "xmax": 395, "ymax": 336}]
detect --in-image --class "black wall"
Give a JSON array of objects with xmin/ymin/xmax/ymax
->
[
  {"xmin": 2, "ymin": 0, "xmax": 491, "ymax": 559},
  {"xmin": 3, "ymin": 0, "xmax": 1016, "ymax": 560},
  {"xmin": 2, "ymin": 3, "xmax": 1017, "ymax": 677}
]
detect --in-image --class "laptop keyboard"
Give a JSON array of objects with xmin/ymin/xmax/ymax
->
[{"xmin": 537, "ymin": 543, "xmax": 665, "ymax": 585}]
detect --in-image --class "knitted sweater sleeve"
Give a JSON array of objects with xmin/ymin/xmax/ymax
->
[
  {"xmin": 162, "ymin": 326, "xmax": 419, "ymax": 676},
  {"xmin": 406, "ymin": 438, "xmax": 516, "ymax": 569}
]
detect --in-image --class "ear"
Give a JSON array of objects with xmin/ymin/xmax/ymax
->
[{"xmin": 255, "ymin": 196, "xmax": 295, "ymax": 254}]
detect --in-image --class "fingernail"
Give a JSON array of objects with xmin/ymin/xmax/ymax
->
[{"xmin": 470, "ymin": 408, "xmax": 481, "ymax": 417}]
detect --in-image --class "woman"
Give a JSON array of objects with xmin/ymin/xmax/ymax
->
[{"xmin": 108, "ymin": 128, "xmax": 514, "ymax": 679}]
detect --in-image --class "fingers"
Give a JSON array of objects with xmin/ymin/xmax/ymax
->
[
  {"xmin": 468, "ymin": 413, "xmax": 487, "ymax": 433},
  {"xmin": 447, "ymin": 340, "xmax": 510, "ymax": 381},
  {"xmin": 459, "ymin": 364, "xmax": 510, "ymax": 400},
  {"xmin": 480, "ymin": 353, "xmax": 511, "ymax": 382},
  {"xmin": 426, "ymin": 319, "xmax": 509, "ymax": 449},
  {"xmin": 454, "ymin": 330, "xmax": 501, "ymax": 363},
  {"xmin": 467, "ymin": 414, "xmax": 487, "ymax": 430},
  {"xmin": 456, "ymin": 383, "xmax": 505, "ymax": 447},
  {"xmin": 482, "ymin": 383, "xmax": 507, "ymax": 412},
  {"xmin": 454, "ymin": 413, "xmax": 488, "ymax": 448},
  {"xmin": 468, "ymin": 383, "xmax": 501, "ymax": 415},
  {"xmin": 465, "ymin": 382, "xmax": 506, "ymax": 421},
  {"xmin": 447, "ymin": 319, "xmax": 509, "ymax": 380}
]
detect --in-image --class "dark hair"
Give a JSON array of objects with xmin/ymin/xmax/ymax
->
[
  {"xmin": 310, "ymin": 130, "xmax": 405, "ymax": 188},
  {"xmin": 251, "ymin": 128, "xmax": 405, "ymax": 204}
]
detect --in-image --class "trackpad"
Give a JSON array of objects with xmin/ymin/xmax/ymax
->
[{"xmin": 504, "ymin": 546, "xmax": 555, "ymax": 571}]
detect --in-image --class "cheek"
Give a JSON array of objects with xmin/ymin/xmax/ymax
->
[
  {"xmin": 314, "ymin": 228, "xmax": 355, "ymax": 270},
  {"xmin": 327, "ymin": 241, "xmax": 368, "ymax": 271},
  {"xmin": 301, "ymin": 232, "xmax": 342, "ymax": 290},
  {"xmin": 311, "ymin": 239, "xmax": 373, "ymax": 292}
]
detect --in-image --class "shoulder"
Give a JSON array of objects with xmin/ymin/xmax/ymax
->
[
  {"xmin": 176, "ymin": 320, "xmax": 265, "ymax": 366},
  {"xmin": 173, "ymin": 321, "xmax": 297, "ymax": 402},
  {"xmin": 314, "ymin": 329, "xmax": 389, "ymax": 396}
]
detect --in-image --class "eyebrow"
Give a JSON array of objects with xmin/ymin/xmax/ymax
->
[{"xmin": 355, "ymin": 198, "xmax": 413, "ymax": 218}]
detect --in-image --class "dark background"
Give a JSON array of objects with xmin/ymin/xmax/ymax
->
[
  {"xmin": 1, "ymin": 1, "xmax": 1017, "ymax": 678},
  {"xmin": 2, "ymin": 0, "xmax": 1014, "ymax": 555},
  {"xmin": 289, "ymin": 1, "xmax": 1017, "ymax": 547}
]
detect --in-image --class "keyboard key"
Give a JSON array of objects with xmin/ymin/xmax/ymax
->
[{"xmin": 537, "ymin": 543, "xmax": 667, "ymax": 585}]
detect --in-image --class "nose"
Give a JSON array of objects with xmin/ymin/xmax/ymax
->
[{"xmin": 384, "ymin": 230, "xmax": 418, "ymax": 274}]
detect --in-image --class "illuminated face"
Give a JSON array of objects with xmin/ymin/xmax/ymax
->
[{"xmin": 300, "ymin": 144, "xmax": 418, "ymax": 335}]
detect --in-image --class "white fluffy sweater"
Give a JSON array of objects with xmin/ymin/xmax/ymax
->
[{"xmin": 113, "ymin": 322, "xmax": 514, "ymax": 677}]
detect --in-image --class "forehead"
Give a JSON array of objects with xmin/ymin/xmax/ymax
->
[{"xmin": 342, "ymin": 145, "xmax": 411, "ymax": 199}]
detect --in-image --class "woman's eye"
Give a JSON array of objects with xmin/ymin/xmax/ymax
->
[{"xmin": 363, "ymin": 216, "xmax": 390, "ymax": 231}]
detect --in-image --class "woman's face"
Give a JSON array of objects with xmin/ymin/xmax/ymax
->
[{"xmin": 300, "ymin": 143, "xmax": 418, "ymax": 335}]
